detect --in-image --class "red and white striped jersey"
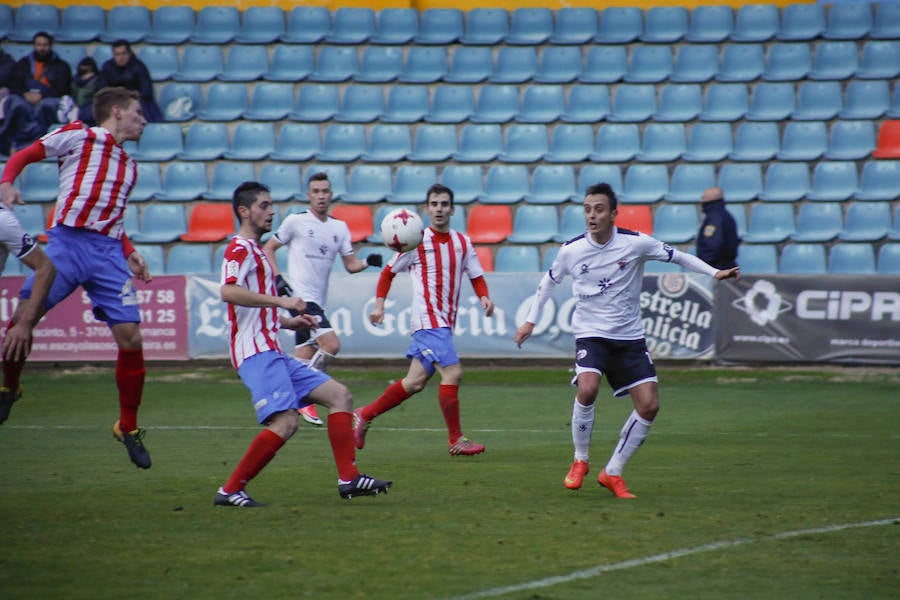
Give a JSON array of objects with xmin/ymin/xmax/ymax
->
[
  {"xmin": 387, "ymin": 228, "xmax": 485, "ymax": 332},
  {"xmin": 221, "ymin": 235, "xmax": 282, "ymax": 368},
  {"xmin": 40, "ymin": 122, "xmax": 137, "ymax": 240}
]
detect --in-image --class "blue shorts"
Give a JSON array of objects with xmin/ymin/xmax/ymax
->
[
  {"xmin": 573, "ymin": 337, "xmax": 658, "ymax": 398},
  {"xmin": 237, "ymin": 351, "xmax": 329, "ymax": 424},
  {"xmin": 406, "ymin": 327, "xmax": 459, "ymax": 377},
  {"xmin": 20, "ymin": 225, "xmax": 140, "ymax": 325}
]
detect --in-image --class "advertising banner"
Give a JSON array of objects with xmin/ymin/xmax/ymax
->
[{"xmin": 716, "ymin": 276, "xmax": 900, "ymax": 364}]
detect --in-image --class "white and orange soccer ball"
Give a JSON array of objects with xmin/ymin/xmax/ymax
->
[{"xmin": 380, "ymin": 208, "xmax": 425, "ymax": 253}]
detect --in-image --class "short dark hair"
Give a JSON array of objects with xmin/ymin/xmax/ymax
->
[
  {"xmin": 33, "ymin": 31, "xmax": 53, "ymax": 44},
  {"xmin": 585, "ymin": 182, "xmax": 618, "ymax": 211},
  {"xmin": 232, "ymin": 181, "xmax": 270, "ymax": 219},
  {"xmin": 308, "ymin": 171, "xmax": 329, "ymax": 185},
  {"xmin": 92, "ymin": 86, "xmax": 139, "ymax": 124},
  {"xmin": 111, "ymin": 39, "xmax": 132, "ymax": 53},
  {"xmin": 426, "ymin": 183, "xmax": 454, "ymax": 206},
  {"xmin": 77, "ymin": 57, "xmax": 98, "ymax": 75}
]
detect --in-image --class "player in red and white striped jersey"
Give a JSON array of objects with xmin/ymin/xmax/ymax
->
[{"xmin": 353, "ymin": 184, "xmax": 495, "ymax": 457}]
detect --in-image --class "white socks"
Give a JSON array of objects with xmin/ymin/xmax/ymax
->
[
  {"xmin": 571, "ymin": 399, "xmax": 595, "ymax": 463},
  {"xmin": 604, "ymin": 409, "xmax": 653, "ymax": 476}
]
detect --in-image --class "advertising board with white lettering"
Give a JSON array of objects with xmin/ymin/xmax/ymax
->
[{"xmin": 715, "ymin": 276, "xmax": 900, "ymax": 364}]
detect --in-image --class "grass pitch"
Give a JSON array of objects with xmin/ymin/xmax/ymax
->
[{"xmin": 0, "ymin": 364, "xmax": 897, "ymax": 600}]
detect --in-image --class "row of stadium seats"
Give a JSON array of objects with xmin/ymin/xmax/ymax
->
[
  {"xmin": 4, "ymin": 4, "xmax": 899, "ymax": 46},
  {"xmin": 9, "ymin": 160, "xmax": 900, "ymax": 205}
]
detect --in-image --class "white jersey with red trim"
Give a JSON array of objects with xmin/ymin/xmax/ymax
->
[
  {"xmin": 387, "ymin": 228, "xmax": 484, "ymax": 332},
  {"xmin": 39, "ymin": 122, "xmax": 137, "ymax": 240},
  {"xmin": 221, "ymin": 235, "xmax": 282, "ymax": 368},
  {"xmin": 0, "ymin": 208, "xmax": 37, "ymax": 273}
]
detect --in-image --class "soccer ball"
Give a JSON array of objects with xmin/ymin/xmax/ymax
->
[{"xmin": 380, "ymin": 208, "xmax": 425, "ymax": 253}]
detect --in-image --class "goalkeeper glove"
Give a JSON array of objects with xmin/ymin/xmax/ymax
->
[
  {"xmin": 366, "ymin": 254, "xmax": 383, "ymax": 268},
  {"xmin": 275, "ymin": 274, "xmax": 294, "ymax": 298}
]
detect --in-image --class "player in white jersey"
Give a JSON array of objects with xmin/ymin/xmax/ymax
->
[
  {"xmin": 353, "ymin": 184, "xmax": 495, "ymax": 457},
  {"xmin": 216, "ymin": 181, "xmax": 391, "ymax": 506},
  {"xmin": 515, "ymin": 183, "xmax": 740, "ymax": 498},
  {"xmin": 263, "ymin": 172, "xmax": 382, "ymax": 426},
  {"xmin": 0, "ymin": 88, "xmax": 154, "ymax": 469}
]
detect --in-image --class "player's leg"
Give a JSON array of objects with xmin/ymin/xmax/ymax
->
[
  {"xmin": 308, "ymin": 330, "xmax": 339, "ymax": 372},
  {"xmin": 109, "ymin": 321, "xmax": 152, "ymax": 469},
  {"xmin": 566, "ymin": 338, "xmax": 605, "ymax": 489},
  {"xmin": 292, "ymin": 307, "xmax": 326, "ymax": 425}
]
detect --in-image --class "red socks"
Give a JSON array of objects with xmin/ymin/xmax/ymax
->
[
  {"xmin": 439, "ymin": 384, "xmax": 462, "ymax": 444},
  {"xmin": 224, "ymin": 429, "xmax": 285, "ymax": 494},
  {"xmin": 359, "ymin": 379, "xmax": 410, "ymax": 422},
  {"xmin": 327, "ymin": 412, "xmax": 359, "ymax": 482},
  {"xmin": 115, "ymin": 348, "xmax": 145, "ymax": 432}
]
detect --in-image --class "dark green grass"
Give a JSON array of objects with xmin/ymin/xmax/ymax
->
[{"xmin": 0, "ymin": 365, "xmax": 897, "ymax": 600}]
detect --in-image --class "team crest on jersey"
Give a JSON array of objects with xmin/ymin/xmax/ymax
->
[
  {"xmin": 225, "ymin": 259, "xmax": 240, "ymax": 279},
  {"xmin": 305, "ymin": 227, "xmax": 315, "ymax": 238},
  {"xmin": 596, "ymin": 277, "xmax": 611, "ymax": 294},
  {"xmin": 119, "ymin": 280, "xmax": 139, "ymax": 306},
  {"xmin": 318, "ymin": 244, "xmax": 328, "ymax": 255},
  {"xmin": 580, "ymin": 263, "xmax": 589, "ymax": 274},
  {"xmin": 617, "ymin": 259, "xmax": 628, "ymax": 270}
]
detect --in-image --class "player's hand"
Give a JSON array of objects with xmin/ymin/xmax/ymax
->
[
  {"xmin": 715, "ymin": 267, "xmax": 740, "ymax": 281},
  {"xmin": 282, "ymin": 313, "xmax": 317, "ymax": 331},
  {"xmin": 514, "ymin": 322, "xmax": 534, "ymax": 348},
  {"xmin": 279, "ymin": 295, "xmax": 306, "ymax": 315},
  {"xmin": 275, "ymin": 274, "xmax": 294, "ymax": 297},
  {"xmin": 481, "ymin": 296, "xmax": 495, "ymax": 317},
  {"xmin": 0, "ymin": 182, "xmax": 23, "ymax": 209},
  {"xmin": 365, "ymin": 253, "xmax": 383, "ymax": 268},
  {"xmin": 2, "ymin": 322, "xmax": 33, "ymax": 362},
  {"xmin": 369, "ymin": 306, "xmax": 385, "ymax": 326},
  {"xmin": 127, "ymin": 251, "xmax": 152, "ymax": 283}
]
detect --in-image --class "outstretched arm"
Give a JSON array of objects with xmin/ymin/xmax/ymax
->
[
  {"xmin": 514, "ymin": 272, "xmax": 558, "ymax": 347},
  {"xmin": 369, "ymin": 266, "xmax": 396, "ymax": 325},
  {"xmin": 0, "ymin": 142, "xmax": 47, "ymax": 209}
]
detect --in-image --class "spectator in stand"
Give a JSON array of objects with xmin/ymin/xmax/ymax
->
[
  {"xmin": 0, "ymin": 46, "xmax": 16, "ymax": 91},
  {"xmin": 71, "ymin": 57, "xmax": 104, "ymax": 125},
  {"xmin": 11, "ymin": 32, "xmax": 73, "ymax": 134},
  {"xmin": 696, "ymin": 187, "xmax": 739, "ymax": 270},
  {"xmin": 100, "ymin": 40, "xmax": 163, "ymax": 123}
]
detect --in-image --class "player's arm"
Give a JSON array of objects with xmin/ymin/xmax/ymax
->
[
  {"xmin": 3, "ymin": 247, "xmax": 56, "ymax": 361},
  {"xmin": 470, "ymin": 275, "xmax": 494, "ymax": 317},
  {"xmin": 514, "ymin": 272, "xmax": 559, "ymax": 347},
  {"xmin": 0, "ymin": 142, "xmax": 47, "ymax": 208},
  {"xmin": 368, "ymin": 266, "xmax": 397, "ymax": 325},
  {"xmin": 121, "ymin": 233, "xmax": 152, "ymax": 283},
  {"xmin": 261, "ymin": 236, "xmax": 298, "ymax": 300},
  {"xmin": 671, "ymin": 249, "xmax": 740, "ymax": 281},
  {"xmin": 220, "ymin": 282, "xmax": 305, "ymax": 313},
  {"xmin": 342, "ymin": 251, "xmax": 381, "ymax": 274}
]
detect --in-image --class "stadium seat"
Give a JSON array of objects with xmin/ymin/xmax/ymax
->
[
  {"xmin": 641, "ymin": 6, "xmax": 688, "ymax": 43},
  {"xmin": 807, "ymin": 161, "xmax": 858, "ymax": 202},
  {"xmin": 173, "ymin": 46, "xmax": 223, "ymax": 83},
  {"xmin": 56, "ymin": 5, "xmax": 104, "ymax": 42},
  {"xmin": 877, "ymin": 243, "xmax": 900, "ymax": 274},
  {"xmin": 616, "ymin": 205, "xmax": 653, "ymax": 235},
  {"xmin": 513, "ymin": 85, "xmax": 564, "ymax": 123},
  {"xmin": 157, "ymin": 83, "xmax": 200, "ymax": 123},
  {"xmin": 195, "ymin": 83, "xmax": 248, "ymax": 122},
  {"xmin": 407, "ymin": 125, "xmax": 457, "ymax": 162},
  {"xmin": 718, "ymin": 164, "xmax": 763, "ymax": 203},
  {"xmin": 625, "ymin": 46, "xmax": 672, "ymax": 84},
  {"xmin": 729, "ymin": 122, "xmax": 780, "ymax": 162},
  {"xmin": 489, "ymin": 47, "xmax": 537, "ymax": 84},
  {"xmin": 759, "ymin": 163, "xmax": 810, "ymax": 202},
  {"xmin": 545, "ymin": 124, "xmax": 594, "ymax": 164},
  {"xmin": 282, "ymin": 6, "xmax": 329, "ymax": 44},
  {"xmin": 762, "ymin": 43, "xmax": 811, "ymax": 82},
  {"xmin": 259, "ymin": 163, "xmax": 302, "ymax": 202},
  {"xmin": 507, "ymin": 205, "xmax": 558, "ymax": 244},
  {"xmin": 825, "ymin": 120, "xmax": 876, "ymax": 161},
  {"xmin": 356, "ymin": 47, "xmax": 403, "ymax": 83},
  {"xmin": 467, "ymin": 205, "xmax": 513, "ymax": 244},
  {"xmin": 166, "ymin": 244, "xmax": 214, "ymax": 275},
  {"xmin": 0, "ymin": 6, "xmax": 11, "ymax": 40},
  {"xmin": 203, "ymin": 162, "xmax": 255, "ymax": 201},
  {"xmin": 590, "ymin": 124, "xmax": 639, "ymax": 163},
  {"xmin": 728, "ymin": 205, "xmax": 748, "ymax": 238},
  {"xmin": 287, "ymin": 84, "xmax": 339, "ymax": 122},
  {"xmin": 130, "ymin": 123, "xmax": 183, "ymax": 162},
  {"xmin": 577, "ymin": 164, "xmax": 623, "ymax": 199},
  {"xmin": 154, "ymin": 162, "xmax": 207, "ymax": 201},
  {"xmin": 12, "ymin": 204, "xmax": 47, "ymax": 240},
  {"xmin": 809, "ymin": 41, "xmax": 858, "ymax": 81},
  {"xmin": 266, "ymin": 124, "xmax": 319, "ymax": 162},
  {"xmin": 326, "ymin": 8, "xmax": 375, "ymax": 44},
  {"xmin": 346, "ymin": 165, "xmax": 392, "ymax": 204},
  {"xmin": 129, "ymin": 163, "xmax": 162, "ymax": 202},
  {"xmin": 415, "ymin": 9, "xmax": 464, "ymax": 45},
  {"xmin": 779, "ymin": 243, "xmax": 826, "ymax": 274},
  {"xmin": 461, "ymin": 8, "xmax": 509, "ymax": 45},
  {"xmin": 686, "ymin": 5, "xmax": 733, "ymax": 42},
  {"xmin": 498, "ymin": 125, "xmax": 548, "ymax": 163},
  {"xmin": 475, "ymin": 246, "xmax": 494, "ymax": 272},
  {"xmin": 743, "ymin": 204, "xmax": 795, "ymax": 243},
  {"xmin": 101, "ymin": 6, "xmax": 151, "ymax": 43},
  {"xmin": 560, "ymin": 85, "xmax": 610, "ymax": 123},
  {"xmin": 636, "ymin": 123, "xmax": 686, "ymax": 163},
  {"xmin": 855, "ymin": 161, "xmax": 900, "ymax": 202},
  {"xmin": 177, "ymin": 122, "xmax": 229, "ymax": 161},
  {"xmin": 190, "ymin": 6, "xmax": 239, "ymax": 44},
  {"xmin": 506, "ymin": 8, "xmax": 553, "ymax": 45},
  {"xmin": 790, "ymin": 202, "xmax": 842, "ymax": 242},
  {"xmin": 698, "ymin": 83, "xmax": 749, "ymax": 122},
  {"xmin": 653, "ymin": 84, "xmax": 702, "ymax": 122},
  {"xmin": 310, "ymin": 46, "xmax": 359, "ymax": 83},
  {"xmin": 730, "ymin": 4, "xmax": 778, "ymax": 42},
  {"xmin": 387, "ymin": 165, "xmax": 436, "ymax": 204},
  {"xmin": 130, "ymin": 204, "xmax": 187, "ymax": 243},
  {"xmin": 494, "ymin": 246, "xmax": 540, "ymax": 272},
  {"xmin": 608, "ymin": 85, "xmax": 657, "ymax": 123},
  {"xmin": 223, "ymin": 122, "xmax": 274, "ymax": 161},
  {"xmin": 828, "ymin": 243, "xmax": 876, "ymax": 274},
  {"xmin": 777, "ymin": 121, "xmax": 827, "ymax": 161},
  {"xmin": 670, "ymin": 45, "xmax": 718, "ymax": 84},
  {"xmin": 302, "ymin": 164, "xmax": 347, "ymax": 201},
  {"xmin": 9, "ymin": 4, "xmax": 58, "ymax": 42},
  {"xmin": 534, "ymin": 47, "xmax": 582, "ymax": 84},
  {"xmin": 664, "ymin": 164, "xmax": 716, "ymax": 203},
  {"xmin": 618, "ymin": 165, "xmax": 668, "ymax": 204},
  {"xmin": 716, "ymin": 44, "xmax": 764, "ymax": 83},
  {"xmin": 378, "ymin": 85, "xmax": 428, "ymax": 124},
  {"xmin": 335, "ymin": 86, "xmax": 385, "ymax": 123},
  {"xmin": 329, "ymin": 205, "xmax": 373, "ymax": 243},
  {"xmin": 316, "ymin": 124, "xmax": 366, "ymax": 163},
  {"xmin": 579, "ymin": 46, "xmax": 627, "ymax": 84},
  {"xmin": 736, "ymin": 244, "xmax": 777, "ymax": 274},
  {"xmin": 55, "ymin": 45, "xmax": 88, "ymax": 75},
  {"xmin": 453, "ymin": 124, "xmax": 502, "ymax": 163},
  {"xmin": 361, "ymin": 124, "xmax": 411, "ymax": 162},
  {"xmin": 217, "ymin": 45, "xmax": 268, "ymax": 82},
  {"xmin": 131, "ymin": 245, "xmax": 164, "ymax": 275},
  {"xmin": 746, "ymin": 83, "xmax": 795, "ymax": 121},
  {"xmin": 139, "ymin": 46, "xmax": 179, "ymax": 82},
  {"xmin": 540, "ymin": 245, "xmax": 559, "ymax": 271},
  {"xmin": 181, "ymin": 203, "xmax": 235, "ymax": 243},
  {"xmin": 549, "ymin": 7, "xmax": 598, "ymax": 45},
  {"xmin": 264, "ymin": 45, "xmax": 314, "ymax": 82},
  {"xmin": 526, "ymin": 165, "xmax": 578, "ymax": 205},
  {"xmin": 471, "ymin": 86, "xmax": 519, "ymax": 124},
  {"xmin": 651, "ymin": 204, "xmax": 698, "ymax": 243},
  {"xmin": 683, "ymin": 122, "xmax": 733, "ymax": 162},
  {"xmin": 440, "ymin": 165, "xmax": 483, "ymax": 204},
  {"xmin": 371, "ymin": 8, "xmax": 418, "ymax": 45},
  {"xmin": 594, "ymin": 7, "xmax": 642, "ymax": 44},
  {"xmin": 477, "ymin": 165, "xmax": 530, "ymax": 205},
  {"xmin": 824, "ymin": 2, "xmax": 872, "ymax": 40},
  {"xmin": 777, "ymin": 3, "xmax": 825, "ymax": 41},
  {"xmin": 872, "ymin": 2, "xmax": 900, "ymax": 39},
  {"xmin": 792, "ymin": 82, "xmax": 841, "ymax": 121},
  {"xmin": 856, "ymin": 41, "xmax": 900, "ymax": 80},
  {"xmin": 872, "ymin": 121, "xmax": 900, "ymax": 159},
  {"xmin": 839, "ymin": 203, "xmax": 891, "ymax": 242},
  {"xmin": 243, "ymin": 83, "xmax": 293, "ymax": 121},
  {"xmin": 426, "ymin": 86, "xmax": 475, "ymax": 124},
  {"xmin": 839, "ymin": 81, "xmax": 889, "ymax": 120},
  {"xmin": 147, "ymin": 6, "xmax": 194, "ymax": 44},
  {"xmin": 234, "ymin": 6, "xmax": 284, "ymax": 44},
  {"xmin": 444, "ymin": 47, "xmax": 492, "ymax": 84},
  {"xmin": 398, "ymin": 46, "xmax": 447, "ymax": 83},
  {"xmin": 554, "ymin": 205, "xmax": 586, "ymax": 242}
]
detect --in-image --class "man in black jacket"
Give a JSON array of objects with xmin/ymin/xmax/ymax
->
[
  {"xmin": 696, "ymin": 187, "xmax": 740, "ymax": 270},
  {"xmin": 11, "ymin": 32, "xmax": 72, "ymax": 134},
  {"xmin": 100, "ymin": 40, "xmax": 163, "ymax": 123}
]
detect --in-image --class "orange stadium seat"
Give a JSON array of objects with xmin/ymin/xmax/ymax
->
[
  {"xmin": 330, "ymin": 205, "xmax": 374, "ymax": 243},
  {"xmin": 467, "ymin": 205, "xmax": 512, "ymax": 244},
  {"xmin": 872, "ymin": 120, "xmax": 900, "ymax": 158},
  {"xmin": 180, "ymin": 203, "xmax": 235, "ymax": 243}
]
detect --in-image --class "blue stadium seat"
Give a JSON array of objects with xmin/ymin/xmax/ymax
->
[
  {"xmin": 608, "ymin": 85, "xmax": 657, "ymax": 123},
  {"xmin": 716, "ymin": 44, "xmax": 764, "ymax": 82},
  {"xmin": 387, "ymin": 165, "xmax": 436, "ymax": 204},
  {"xmin": 55, "ymin": 45, "xmax": 87, "ymax": 75},
  {"xmin": 718, "ymin": 164, "xmax": 763, "ymax": 203},
  {"xmin": 890, "ymin": 83, "xmax": 900, "ymax": 119},
  {"xmin": 398, "ymin": 46, "xmax": 446, "ymax": 83},
  {"xmin": 129, "ymin": 163, "xmax": 162, "ymax": 202},
  {"xmin": 625, "ymin": 46, "xmax": 673, "ymax": 84},
  {"xmin": 453, "ymin": 124, "xmax": 502, "ymax": 163},
  {"xmin": 618, "ymin": 165, "xmax": 668, "ymax": 204},
  {"xmin": 730, "ymin": 4, "xmax": 778, "ymax": 42},
  {"xmin": 0, "ymin": 6, "xmax": 14, "ymax": 40},
  {"xmin": 224, "ymin": 122, "xmax": 275, "ymax": 160},
  {"xmin": 824, "ymin": 2, "xmax": 872, "ymax": 40},
  {"xmin": 506, "ymin": 8, "xmax": 553, "ymax": 45},
  {"xmin": 534, "ymin": 47, "xmax": 582, "ymax": 84},
  {"xmin": 828, "ymin": 244, "xmax": 876, "ymax": 274},
  {"xmin": 560, "ymin": 84, "xmax": 610, "ymax": 123},
  {"xmin": 872, "ymin": 2, "xmax": 900, "ymax": 39},
  {"xmin": 132, "ymin": 245, "xmax": 164, "ymax": 275},
  {"xmin": 652, "ymin": 204, "xmax": 699, "ymax": 244},
  {"xmin": 729, "ymin": 204, "xmax": 747, "ymax": 239},
  {"xmin": 380, "ymin": 85, "xmax": 429, "ymax": 123},
  {"xmin": 270, "ymin": 123, "xmax": 320, "ymax": 162},
  {"xmin": 139, "ymin": 46, "xmax": 179, "ymax": 82},
  {"xmin": 57, "ymin": 5, "xmax": 104, "ymax": 42},
  {"xmin": 361, "ymin": 124, "xmax": 411, "ymax": 162},
  {"xmin": 737, "ymin": 244, "xmax": 778, "ymax": 274},
  {"xmin": 203, "ymin": 162, "xmax": 255, "ymax": 201},
  {"xmin": 12, "ymin": 204, "xmax": 47, "ymax": 239},
  {"xmin": 807, "ymin": 161, "xmax": 858, "ymax": 202},
  {"xmin": 218, "ymin": 45, "xmax": 268, "ymax": 82},
  {"xmin": 579, "ymin": 46, "xmax": 627, "ymax": 84},
  {"xmin": 100, "ymin": 6, "xmax": 150, "ymax": 43},
  {"xmin": 130, "ymin": 204, "xmax": 187, "ymax": 243},
  {"xmin": 525, "ymin": 165, "xmax": 577, "ymax": 205},
  {"xmin": 809, "ymin": 41, "xmax": 858, "ymax": 81},
  {"xmin": 746, "ymin": 83, "xmax": 795, "ymax": 121},
  {"xmin": 234, "ymin": 6, "xmax": 284, "ymax": 44},
  {"xmin": 317, "ymin": 124, "xmax": 366, "ymax": 162},
  {"xmin": 310, "ymin": 46, "xmax": 359, "ymax": 83},
  {"xmin": 471, "ymin": 85, "xmax": 519, "ymax": 124},
  {"xmin": 671, "ymin": 46, "xmax": 718, "ymax": 83},
  {"xmin": 594, "ymin": 7, "xmax": 642, "ymax": 44},
  {"xmin": 498, "ymin": 125, "xmax": 548, "ymax": 163},
  {"xmin": 636, "ymin": 123, "xmax": 686, "ymax": 163},
  {"xmin": 494, "ymin": 247, "xmax": 540, "ymax": 273},
  {"xmin": 540, "ymin": 246, "xmax": 560, "ymax": 271},
  {"xmin": 288, "ymin": 84, "xmax": 339, "ymax": 122},
  {"xmin": 554, "ymin": 205, "xmax": 586, "ymax": 242},
  {"xmin": 335, "ymin": 86, "xmax": 385, "ymax": 123},
  {"xmin": 173, "ymin": 46, "xmax": 223, "ymax": 82},
  {"xmin": 577, "ymin": 164, "xmax": 623, "ymax": 199},
  {"xmin": 264, "ymin": 45, "xmax": 314, "ymax": 82},
  {"xmin": 426, "ymin": 86, "xmax": 475, "ymax": 124},
  {"xmin": 445, "ymin": 47, "xmax": 492, "ymax": 84},
  {"xmin": 856, "ymin": 41, "xmax": 900, "ymax": 80},
  {"xmin": 825, "ymin": 120, "xmax": 876, "ymax": 160},
  {"xmin": 653, "ymin": 84, "xmax": 702, "ymax": 122},
  {"xmin": 259, "ymin": 163, "xmax": 302, "ymax": 202},
  {"xmin": 792, "ymin": 81, "xmax": 841, "ymax": 121},
  {"xmin": 790, "ymin": 203, "xmax": 842, "ymax": 242},
  {"xmin": 877, "ymin": 244, "xmax": 900, "ymax": 274},
  {"xmin": 346, "ymin": 165, "xmax": 392, "ymax": 204},
  {"xmin": 440, "ymin": 165, "xmax": 483, "ymax": 204},
  {"xmin": 371, "ymin": 8, "xmax": 418, "ymax": 45},
  {"xmin": 190, "ymin": 6, "xmax": 239, "ymax": 44},
  {"xmin": 357, "ymin": 47, "xmax": 404, "ymax": 83},
  {"xmin": 762, "ymin": 43, "xmax": 811, "ymax": 82},
  {"xmin": 777, "ymin": 121, "xmax": 827, "ymax": 161},
  {"xmin": 243, "ymin": 83, "xmax": 294, "ymax": 121},
  {"xmin": 759, "ymin": 163, "xmax": 810, "ymax": 202},
  {"xmin": 302, "ymin": 165, "xmax": 347, "ymax": 200},
  {"xmin": 282, "ymin": 6, "xmax": 329, "ymax": 44},
  {"xmin": 408, "ymin": 125, "xmax": 457, "ymax": 162},
  {"xmin": 415, "ymin": 9, "xmax": 464, "ymax": 45},
  {"xmin": 507, "ymin": 205, "xmax": 559, "ymax": 244},
  {"xmin": 477, "ymin": 165, "xmax": 530, "ymax": 205},
  {"xmin": 729, "ymin": 122, "xmax": 780, "ymax": 162},
  {"xmin": 664, "ymin": 164, "xmax": 716, "ymax": 203},
  {"xmin": 147, "ymin": 6, "xmax": 194, "ymax": 44},
  {"xmin": 683, "ymin": 122, "xmax": 733, "ymax": 162},
  {"xmin": 641, "ymin": 6, "xmax": 688, "ymax": 43},
  {"xmin": 326, "ymin": 8, "xmax": 375, "ymax": 44},
  {"xmin": 590, "ymin": 124, "xmax": 639, "ymax": 163},
  {"xmin": 779, "ymin": 243, "xmax": 826, "ymax": 274},
  {"xmin": 838, "ymin": 203, "xmax": 891, "ymax": 242},
  {"xmin": 130, "ymin": 123, "xmax": 182, "ymax": 162},
  {"xmin": 9, "ymin": 5, "xmax": 59, "ymax": 42},
  {"xmin": 545, "ymin": 124, "xmax": 594, "ymax": 163},
  {"xmin": 515, "ymin": 85, "xmax": 564, "ymax": 123},
  {"xmin": 549, "ymin": 7, "xmax": 598, "ymax": 45},
  {"xmin": 698, "ymin": 83, "xmax": 749, "ymax": 121},
  {"xmin": 166, "ymin": 245, "xmax": 214, "ymax": 275},
  {"xmin": 178, "ymin": 122, "xmax": 229, "ymax": 161},
  {"xmin": 839, "ymin": 81, "xmax": 889, "ymax": 120},
  {"xmin": 155, "ymin": 162, "xmax": 208, "ymax": 201},
  {"xmin": 777, "ymin": 3, "xmax": 825, "ymax": 41},
  {"xmin": 686, "ymin": 5, "xmax": 733, "ymax": 42},
  {"xmin": 461, "ymin": 8, "xmax": 509, "ymax": 45},
  {"xmin": 196, "ymin": 83, "xmax": 248, "ymax": 121},
  {"xmin": 742, "ymin": 204, "xmax": 795, "ymax": 243},
  {"xmin": 489, "ymin": 47, "xmax": 537, "ymax": 84}
]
